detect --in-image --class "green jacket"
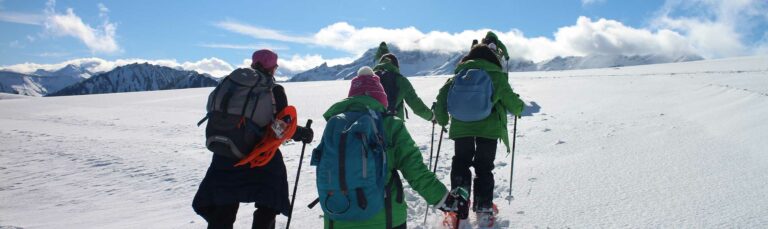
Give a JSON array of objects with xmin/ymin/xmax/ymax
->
[
  {"xmin": 374, "ymin": 42, "xmax": 390, "ymax": 65},
  {"xmin": 373, "ymin": 62, "xmax": 434, "ymax": 121},
  {"xmin": 484, "ymin": 31, "xmax": 510, "ymax": 60},
  {"xmin": 435, "ymin": 59, "xmax": 524, "ymax": 152},
  {"xmin": 321, "ymin": 96, "xmax": 447, "ymax": 228}
]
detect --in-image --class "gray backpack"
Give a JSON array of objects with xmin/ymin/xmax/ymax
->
[{"xmin": 198, "ymin": 68, "xmax": 276, "ymax": 159}]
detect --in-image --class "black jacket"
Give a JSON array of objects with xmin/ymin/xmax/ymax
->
[{"xmin": 193, "ymin": 84, "xmax": 292, "ymax": 216}]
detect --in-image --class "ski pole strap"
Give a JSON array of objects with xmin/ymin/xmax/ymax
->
[
  {"xmin": 307, "ymin": 197, "xmax": 320, "ymax": 209},
  {"xmin": 196, "ymin": 114, "xmax": 209, "ymax": 127}
]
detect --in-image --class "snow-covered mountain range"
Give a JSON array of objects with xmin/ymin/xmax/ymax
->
[
  {"xmin": 536, "ymin": 54, "xmax": 703, "ymax": 71},
  {"xmin": 0, "ymin": 49, "xmax": 703, "ymax": 96},
  {"xmin": 48, "ymin": 63, "xmax": 218, "ymax": 96},
  {"xmin": 289, "ymin": 45, "xmax": 702, "ymax": 81},
  {"xmin": 0, "ymin": 71, "xmax": 49, "ymax": 96},
  {"xmin": 290, "ymin": 46, "xmax": 461, "ymax": 82},
  {"xmin": 0, "ymin": 64, "xmax": 89, "ymax": 96}
]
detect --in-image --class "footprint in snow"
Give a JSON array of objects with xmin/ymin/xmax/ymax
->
[
  {"xmin": 528, "ymin": 178, "xmax": 538, "ymax": 182},
  {"xmin": 541, "ymin": 128, "xmax": 551, "ymax": 132},
  {"xmin": 554, "ymin": 140, "xmax": 566, "ymax": 145}
]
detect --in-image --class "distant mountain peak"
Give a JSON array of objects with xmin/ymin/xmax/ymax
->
[
  {"xmin": 287, "ymin": 44, "xmax": 704, "ymax": 81},
  {"xmin": 47, "ymin": 62, "xmax": 218, "ymax": 97},
  {"xmin": 290, "ymin": 46, "xmax": 463, "ymax": 82}
]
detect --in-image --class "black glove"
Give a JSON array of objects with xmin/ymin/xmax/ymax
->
[
  {"xmin": 437, "ymin": 187, "xmax": 469, "ymax": 212},
  {"xmin": 292, "ymin": 126, "xmax": 313, "ymax": 144}
]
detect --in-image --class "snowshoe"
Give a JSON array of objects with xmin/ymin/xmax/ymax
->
[
  {"xmin": 442, "ymin": 211, "xmax": 458, "ymax": 228},
  {"xmin": 438, "ymin": 187, "xmax": 471, "ymax": 229},
  {"xmin": 441, "ymin": 212, "xmax": 471, "ymax": 229},
  {"xmin": 475, "ymin": 204, "xmax": 499, "ymax": 228}
]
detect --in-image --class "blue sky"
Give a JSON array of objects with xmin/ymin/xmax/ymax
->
[{"xmin": 1, "ymin": 0, "xmax": 766, "ymax": 76}]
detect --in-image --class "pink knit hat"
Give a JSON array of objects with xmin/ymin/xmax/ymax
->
[
  {"xmin": 251, "ymin": 49, "xmax": 278, "ymax": 71},
  {"xmin": 348, "ymin": 66, "xmax": 388, "ymax": 108}
]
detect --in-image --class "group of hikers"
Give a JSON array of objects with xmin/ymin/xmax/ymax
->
[{"xmin": 192, "ymin": 31, "xmax": 525, "ymax": 229}]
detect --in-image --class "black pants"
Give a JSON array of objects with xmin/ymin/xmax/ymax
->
[
  {"xmin": 450, "ymin": 137, "xmax": 497, "ymax": 218},
  {"xmin": 198, "ymin": 204, "xmax": 278, "ymax": 229}
]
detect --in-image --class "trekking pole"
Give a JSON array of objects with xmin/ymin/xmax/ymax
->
[
  {"xmin": 424, "ymin": 126, "xmax": 447, "ymax": 225},
  {"xmin": 432, "ymin": 127, "xmax": 447, "ymax": 173},
  {"xmin": 428, "ymin": 102, "xmax": 436, "ymax": 169},
  {"xmin": 508, "ymin": 116, "xmax": 518, "ymax": 204},
  {"xmin": 286, "ymin": 119, "xmax": 312, "ymax": 229}
]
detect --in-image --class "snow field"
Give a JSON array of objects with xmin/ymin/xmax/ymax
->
[{"xmin": 1, "ymin": 56, "xmax": 767, "ymax": 228}]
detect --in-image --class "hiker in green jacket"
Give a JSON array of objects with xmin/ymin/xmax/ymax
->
[
  {"xmin": 373, "ymin": 41, "xmax": 434, "ymax": 122},
  {"xmin": 318, "ymin": 66, "xmax": 448, "ymax": 228},
  {"xmin": 374, "ymin": 42, "xmax": 390, "ymax": 65},
  {"xmin": 434, "ymin": 34, "xmax": 525, "ymax": 226}
]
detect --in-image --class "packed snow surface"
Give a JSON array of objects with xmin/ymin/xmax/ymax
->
[{"xmin": 1, "ymin": 56, "xmax": 767, "ymax": 228}]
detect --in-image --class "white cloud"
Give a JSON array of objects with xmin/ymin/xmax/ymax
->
[
  {"xmin": 97, "ymin": 3, "xmax": 108, "ymax": 18},
  {"xmin": 217, "ymin": 20, "xmax": 705, "ymax": 62},
  {"xmin": 0, "ymin": 1, "xmax": 120, "ymax": 53},
  {"xmin": 549, "ymin": 17, "xmax": 695, "ymax": 58},
  {"xmin": 312, "ymin": 22, "xmax": 486, "ymax": 55},
  {"xmin": 178, "ymin": 57, "xmax": 234, "ymax": 77},
  {"xmin": 0, "ymin": 57, "xmax": 235, "ymax": 77},
  {"xmin": 233, "ymin": 54, "xmax": 356, "ymax": 74},
  {"xmin": 216, "ymin": 20, "xmax": 313, "ymax": 44},
  {"xmin": 652, "ymin": 0, "xmax": 768, "ymax": 58},
  {"xmin": 582, "ymin": 0, "xmax": 606, "ymax": 6},
  {"xmin": 42, "ymin": 0, "xmax": 120, "ymax": 54},
  {"xmin": 1, "ymin": 57, "xmax": 110, "ymax": 73},
  {"xmin": 0, "ymin": 11, "xmax": 44, "ymax": 25},
  {"xmin": 37, "ymin": 52, "xmax": 69, "ymax": 57},
  {"xmin": 278, "ymin": 54, "xmax": 356, "ymax": 73},
  {"xmin": 218, "ymin": 0, "xmax": 766, "ymax": 62},
  {"xmin": 758, "ymin": 32, "xmax": 768, "ymax": 55}
]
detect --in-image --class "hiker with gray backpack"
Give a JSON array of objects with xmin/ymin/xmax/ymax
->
[
  {"xmin": 434, "ymin": 32, "xmax": 525, "ymax": 228},
  {"xmin": 192, "ymin": 49, "xmax": 314, "ymax": 229},
  {"xmin": 373, "ymin": 42, "xmax": 434, "ymax": 122},
  {"xmin": 308, "ymin": 66, "xmax": 449, "ymax": 228}
]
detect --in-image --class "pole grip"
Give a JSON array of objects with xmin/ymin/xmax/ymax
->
[{"xmin": 305, "ymin": 119, "xmax": 313, "ymax": 128}]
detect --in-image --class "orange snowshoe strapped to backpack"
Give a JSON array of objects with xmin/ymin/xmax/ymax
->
[{"xmin": 235, "ymin": 106, "xmax": 298, "ymax": 168}]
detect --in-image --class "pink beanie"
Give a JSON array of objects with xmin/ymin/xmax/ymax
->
[
  {"xmin": 348, "ymin": 66, "xmax": 388, "ymax": 108},
  {"xmin": 251, "ymin": 49, "xmax": 278, "ymax": 71}
]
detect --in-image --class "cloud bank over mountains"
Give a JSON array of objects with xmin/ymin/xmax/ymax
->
[
  {"xmin": 1, "ymin": 57, "xmax": 235, "ymax": 78},
  {"xmin": 1, "ymin": 0, "xmax": 764, "ymax": 75},
  {"xmin": 214, "ymin": 0, "xmax": 766, "ymax": 72}
]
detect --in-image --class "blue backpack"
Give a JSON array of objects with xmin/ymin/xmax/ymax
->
[
  {"xmin": 310, "ymin": 108, "xmax": 387, "ymax": 221},
  {"xmin": 447, "ymin": 68, "xmax": 494, "ymax": 122}
]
